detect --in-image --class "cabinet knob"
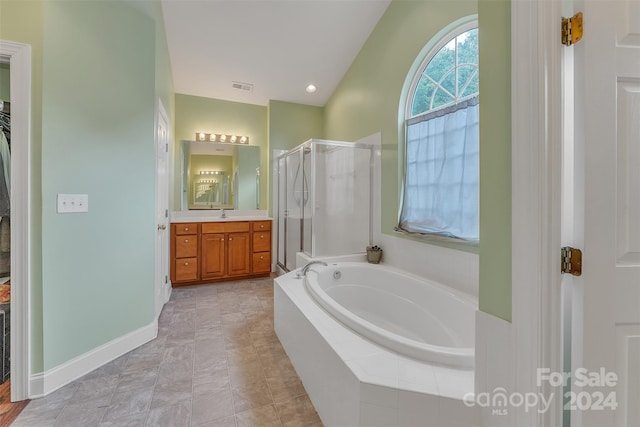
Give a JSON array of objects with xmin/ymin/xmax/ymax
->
[
  {"xmin": 184, "ymin": 227, "xmax": 189, "ymax": 231},
  {"xmin": 184, "ymin": 239, "xmax": 189, "ymax": 243},
  {"xmin": 260, "ymin": 256, "xmax": 264, "ymax": 260},
  {"xmin": 260, "ymin": 235, "xmax": 264, "ymax": 239},
  {"xmin": 260, "ymin": 224, "xmax": 264, "ymax": 229},
  {"xmin": 220, "ymin": 238, "xmax": 224, "ymax": 242},
  {"xmin": 229, "ymin": 238, "xmax": 233, "ymax": 241},
  {"xmin": 184, "ymin": 262, "xmax": 189, "ymax": 266}
]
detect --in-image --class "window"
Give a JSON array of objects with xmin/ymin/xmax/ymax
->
[{"xmin": 398, "ymin": 23, "xmax": 479, "ymax": 242}]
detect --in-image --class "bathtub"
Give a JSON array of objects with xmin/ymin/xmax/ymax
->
[
  {"xmin": 305, "ymin": 262, "xmax": 475, "ymax": 369},
  {"xmin": 274, "ymin": 261, "xmax": 479, "ymax": 426}
]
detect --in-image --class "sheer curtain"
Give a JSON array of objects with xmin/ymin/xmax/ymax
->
[{"xmin": 398, "ymin": 96, "xmax": 479, "ymax": 241}]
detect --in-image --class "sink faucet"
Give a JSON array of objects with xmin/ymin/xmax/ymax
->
[
  {"xmin": 220, "ymin": 209, "xmax": 226, "ymax": 218},
  {"xmin": 296, "ymin": 261, "xmax": 328, "ymax": 279}
]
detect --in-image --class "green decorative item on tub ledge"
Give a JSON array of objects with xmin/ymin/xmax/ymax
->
[{"xmin": 366, "ymin": 245, "xmax": 383, "ymax": 264}]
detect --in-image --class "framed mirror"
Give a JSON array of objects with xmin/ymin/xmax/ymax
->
[{"xmin": 180, "ymin": 141, "xmax": 260, "ymax": 210}]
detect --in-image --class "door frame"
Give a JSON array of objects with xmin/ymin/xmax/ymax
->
[
  {"xmin": 511, "ymin": 0, "xmax": 565, "ymax": 425},
  {"xmin": 0, "ymin": 40, "xmax": 32, "ymax": 401}
]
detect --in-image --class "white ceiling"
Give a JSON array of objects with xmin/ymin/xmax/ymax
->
[{"xmin": 161, "ymin": 0, "xmax": 391, "ymax": 107}]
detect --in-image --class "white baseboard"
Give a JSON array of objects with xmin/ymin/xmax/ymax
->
[
  {"xmin": 163, "ymin": 282, "xmax": 172, "ymax": 304},
  {"xmin": 29, "ymin": 320, "xmax": 158, "ymax": 398}
]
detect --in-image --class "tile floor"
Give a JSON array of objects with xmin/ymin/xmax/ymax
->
[{"xmin": 12, "ymin": 277, "xmax": 323, "ymax": 427}]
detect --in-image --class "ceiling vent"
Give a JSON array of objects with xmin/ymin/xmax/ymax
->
[{"xmin": 232, "ymin": 81, "xmax": 254, "ymax": 92}]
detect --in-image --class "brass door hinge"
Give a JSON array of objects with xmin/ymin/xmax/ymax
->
[
  {"xmin": 562, "ymin": 12, "xmax": 583, "ymax": 46},
  {"xmin": 561, "ymin": 246, "xmax": 582, "ymax": 276}
]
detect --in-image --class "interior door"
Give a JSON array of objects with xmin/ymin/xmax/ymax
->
[
  {"xmin": 572, "ymin": 1, "xmax": 640, "ymax": 426},
  {"xmin": 155, "ymin": 101, "xmax": 170, "ymax": 316}
]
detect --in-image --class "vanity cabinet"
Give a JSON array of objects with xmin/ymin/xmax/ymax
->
[{"xmin": 170, "ymin": 219, "xmax": 272, "ymax": 286}]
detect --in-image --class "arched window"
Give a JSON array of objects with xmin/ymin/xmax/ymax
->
[{"xmin": 398, "ymin": 22, "xmax": 479, "ymax": 242}]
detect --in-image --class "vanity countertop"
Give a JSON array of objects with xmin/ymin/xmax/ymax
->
[{"xmin": 170, "ymin": 210, "xmax": 272, "ymax": 224}]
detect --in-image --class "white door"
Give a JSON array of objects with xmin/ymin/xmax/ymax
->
[
  {"xmin": 571, "ymin": 1, "xmax": 640, "ymax": 426},
  {"xmin": 155, "ymin": 100, "xmax": 170, "ymax": 317}
]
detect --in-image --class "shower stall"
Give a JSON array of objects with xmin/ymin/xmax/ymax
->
[{"xmin": 276, "ymin": 139, "xmax": 374, "ymax": 272}]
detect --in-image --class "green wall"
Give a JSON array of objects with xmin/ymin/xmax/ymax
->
[
  {"xmin": 324, "ymin": 0, "xmax": 511, "ymax": 319},
  {"xmin": 1, "ymin": 0, "xmax": 175, "ymax": 373},
  {"xmin": 267, "ymin": 100, "xmax": 324, "ymax": 215},
  {"xmin": 0, "ymin": 63, "xmax": 9, "ymax": 100},
  {"xmin": 41, "ymin": 1, "xmax": 156, "ymax": 369},
  {"xmin": 268, "ymin": 100, "xmax": 324, "ymax": 152},
  {"xmin": 478, "ymin": 0, "xmax": 511, "ymax": 321},
  {"xmin": 174, "ymin": 94, "xmax": 268, "ymax": 211}
]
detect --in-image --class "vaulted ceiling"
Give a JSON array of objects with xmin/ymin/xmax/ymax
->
[{"xmin": 161, "ymin": 0, "xmax": 391, "ymax": 107}]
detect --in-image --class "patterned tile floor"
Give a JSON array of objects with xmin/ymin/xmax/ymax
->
[{"xmin": 12, "ymin": 277, "xmax": 323, "ymax": 427}]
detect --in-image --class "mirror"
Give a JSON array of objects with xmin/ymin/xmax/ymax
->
[{"xmin": 181, "ymin": 141, "xmax": 260, "ymax": 210}]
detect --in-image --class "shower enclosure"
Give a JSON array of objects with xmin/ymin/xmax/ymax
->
[{"xmin": 276, "ymin": 139, "xmax": 373, "ymax": 272}]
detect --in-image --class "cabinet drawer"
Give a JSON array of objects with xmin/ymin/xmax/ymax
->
[
  {"xmin": 252, "ymin": 252, "xmax": 271, "ymax": 273},
  {"xmin": 202, "ymin": 221, "xmax": 250, "ymax": 234},
  {"xmin": 175, "ymin": 235, "xmax": 198, "ymax": 258},
  {"xmin": 175, "ymin": 223, "xmax": 198, "ymax": 235},
  {"xmin": 174, "ymin": 257, "xmax": 198, "ymax": 282},
  {"xmin": 253, "ymin": 231, "xmax": 271, "ymax": 253},
  {"xmin": 252, "ymin": 221, "xmax": 272, "ymax": 232}
]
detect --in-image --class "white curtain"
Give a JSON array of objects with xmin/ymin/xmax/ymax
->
[{"xmin": 399, "ymin": 97, "xmax": 479, "ymax": 241}]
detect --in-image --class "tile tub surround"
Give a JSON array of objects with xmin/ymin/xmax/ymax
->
[
  {"xmin": 274, "ymin": 270, "xmax": 479, "ymax": 427},
  {"xmin": 13, "ymin": 278, "xmax": 322, "ymax": 427}
]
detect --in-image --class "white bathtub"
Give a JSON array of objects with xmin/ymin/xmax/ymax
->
[
  {"xmin": 274, "ymin": 261, "xmax": 479, "ymax": 426},
  {"xmin": 304, "ymin": 262, "xmax": 475, "ymax": 369}
]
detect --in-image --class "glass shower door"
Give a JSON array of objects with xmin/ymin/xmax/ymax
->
[{"xmin": 284, "ymin": 149, "xmax": 305, "ymax": 271}]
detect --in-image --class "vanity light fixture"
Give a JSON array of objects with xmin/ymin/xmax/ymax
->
[{"xmin": 195, "ymin": 133, "xmax": 250, "ymax": 145}]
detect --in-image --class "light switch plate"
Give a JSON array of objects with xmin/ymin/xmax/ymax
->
[{"xmin": 57, "ymin": 194, "xmax": 89, "ymax": 213}]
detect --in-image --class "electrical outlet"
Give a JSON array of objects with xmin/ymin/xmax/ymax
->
[{"xmin": 57, "ymin": 194, "xmax": 89, "ymax": 213}]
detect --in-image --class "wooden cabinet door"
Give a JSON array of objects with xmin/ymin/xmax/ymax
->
[
  {"xmin": 252, "ymin": 252, "xmax": 271, "ymax": 274},
  {"xmin": 201, "ymin": 233, "xmax": 225, "ymax": 279},
  {"xmin": 174, "ymin": 257, "xmax": 198, "ymax": 282},
  {"xmin": 227, "ymin": 232, "xmax": 250, "ymax": 277}
]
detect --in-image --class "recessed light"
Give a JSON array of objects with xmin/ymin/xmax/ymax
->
[{"xmin": 305, "ymin": 84, "xmax": 317, "ymax": 93}]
